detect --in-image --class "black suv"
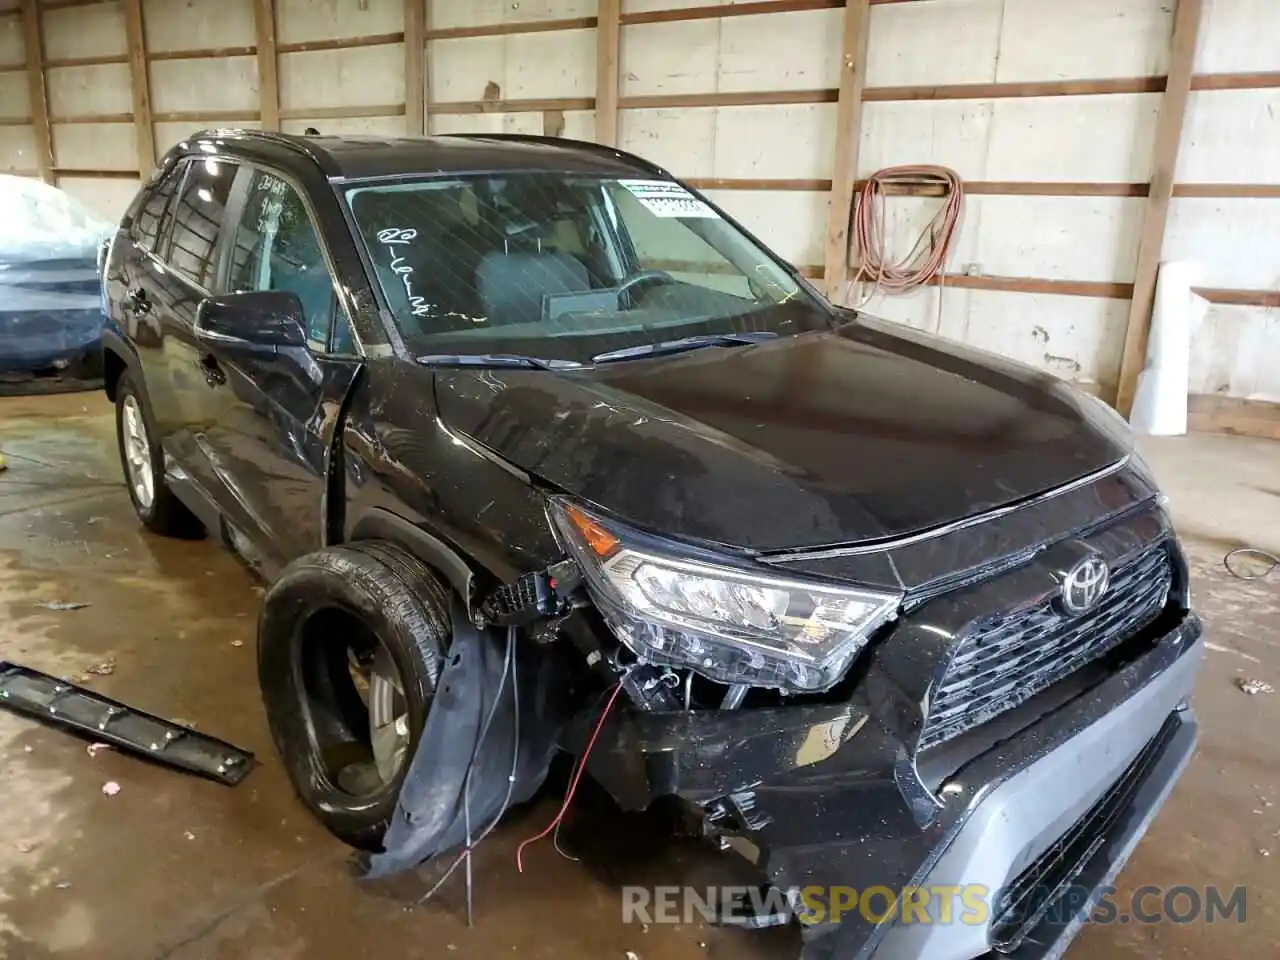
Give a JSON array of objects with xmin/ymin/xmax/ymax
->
[{"xmin": 100, "ymin": 131, "xmax": 1203, "ymax": 960}]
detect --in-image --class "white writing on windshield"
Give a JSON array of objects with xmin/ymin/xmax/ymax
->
[{"xmin": 376, "ymin": 227, "xmax": 432, "ymax": 317}]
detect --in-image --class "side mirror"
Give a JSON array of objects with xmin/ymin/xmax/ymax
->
[{"xmin": 195, "ymin": 291, "xmax": 306, "ymax": 350}]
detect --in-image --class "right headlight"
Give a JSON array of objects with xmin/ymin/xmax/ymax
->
[{"xmin": 550, "ymin": 499, "xmax": 902, "ymax": 694}]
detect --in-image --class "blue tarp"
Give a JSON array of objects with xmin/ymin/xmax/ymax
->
[{"xmin": 0, "ymin": 175, "xmax": 113, "ymax": 383}]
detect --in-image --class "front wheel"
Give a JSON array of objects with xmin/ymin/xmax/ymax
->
[
  {"xmin": 258, "ymin": 542, "xmax": 452, "ymax": 850},
  {"xmin": 113, "ymin": 371, "xmax": 204, "ymax": 538}
]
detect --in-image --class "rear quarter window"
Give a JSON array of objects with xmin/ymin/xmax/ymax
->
[{"xmin": 130, "ymin": 160, "xmax": 187, "ymax": 252}]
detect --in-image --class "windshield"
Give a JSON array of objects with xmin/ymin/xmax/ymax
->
[{"xmin": 343, "ymin": 172, "xmax": 831, "ymax": 364}]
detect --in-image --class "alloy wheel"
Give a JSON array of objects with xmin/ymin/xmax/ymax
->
[{"xmin": 121, "ymin": 394, "xmax": 154, "ymax": 510}]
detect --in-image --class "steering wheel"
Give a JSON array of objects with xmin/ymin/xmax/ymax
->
[{"xmin": 616, "ymin": 269, "xmax": 677, "ymax": 309}]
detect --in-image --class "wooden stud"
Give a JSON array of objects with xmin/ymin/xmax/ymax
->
[
  {"xmin": 822, "ymin": 0, "xmax": 871, "ymax": 300},
  {"xmin": 404, "ymin": 0, "xmax": 425, "ymax": 135},
  {"xmin": 596, "ymin": 0, "xmax": 620, "ymax": 146},
  {"xmin": 122, "ymin": 0, "xmax": 156, "ymax": 175},
  {"xmin": 254, "ymin": 0, "xmax": 280, "ymax": 131},
  {"xmin": 1115, "ymin": 0, "xmax": 1204, "ymax": 416},
  {"xmin": 19, "ymin": 0, "xmax": 53, "ymax": 183}
]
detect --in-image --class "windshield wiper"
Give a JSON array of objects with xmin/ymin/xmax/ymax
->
[
  {"xmin": 416, "ymin": 353, "xmax": 584, "ymax": 371},
  {"xmin": 591, "ymin": 331, "xmax": 779, "ymax": 364}
]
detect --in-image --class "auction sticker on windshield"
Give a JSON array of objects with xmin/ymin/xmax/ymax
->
[{"xmin": 619, "ymin": 180, "xmax": 718, "ymax": 219}]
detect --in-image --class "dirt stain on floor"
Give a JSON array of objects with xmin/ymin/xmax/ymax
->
[{"xmin": 0, "ymin": 394, "xmax": 1276, "ymax": 960}]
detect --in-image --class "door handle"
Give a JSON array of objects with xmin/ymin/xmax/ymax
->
[
  {"xmin": 200, "ymin": 354, "xmax": 226, "ymax": 388},
  {"xmin": 125, "ymin": 287, "xmax": 151, "ymax": 314}
]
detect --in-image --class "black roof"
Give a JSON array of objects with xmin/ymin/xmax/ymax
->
[{"xmin": 176, "ymin": 129, "xmax": 671, "ymax": 182}]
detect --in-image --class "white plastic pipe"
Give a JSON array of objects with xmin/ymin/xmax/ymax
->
[{"xmin": 1129, "ymin": 260, "xmax": 1206, "ymax": 436}]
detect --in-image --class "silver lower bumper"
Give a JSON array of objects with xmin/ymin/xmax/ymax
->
[{"xmin": 875, "ymin": 634, "xmax": 1204, "ymax": 960}]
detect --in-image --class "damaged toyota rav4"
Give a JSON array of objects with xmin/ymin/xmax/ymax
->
[{"xmin": 100, "ymin": 130, "xmax": 1204, "ymax": 959}]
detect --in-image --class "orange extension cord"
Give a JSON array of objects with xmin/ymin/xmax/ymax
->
[{"xmin": 849, "ymin": 164, "xmax": 965, "ymax": 306}]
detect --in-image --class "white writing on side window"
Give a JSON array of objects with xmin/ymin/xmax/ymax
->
[{"xmin": 376, "ymin": 227, "xmax": 433, "ymax": 317}]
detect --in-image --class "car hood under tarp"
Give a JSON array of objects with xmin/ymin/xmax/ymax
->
[{"xmin": 434, "ymin": 317, "xmax": 1129, "ymax": 553}]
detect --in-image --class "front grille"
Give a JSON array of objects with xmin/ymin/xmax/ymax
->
[
  {"xmin": 989, "ymin": 714, "xmax": 1181, "ymax": 952},
  {"xmin": 920, "ymin": 544, "xmax": 1173, "ymax": 749}
]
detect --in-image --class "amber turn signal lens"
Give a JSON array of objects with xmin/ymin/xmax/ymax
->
[{"xmin": 564, "ymin": 504, "xmax": 620, "ymax": 558}]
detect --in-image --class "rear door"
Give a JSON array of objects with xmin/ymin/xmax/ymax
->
[
  {"xmin": 185, "ymin": 165, "xmax": 362, "ymax": 573},
  {"xmin": 120, "ymin": 156, "xmax": 244, "ymax": 477},
  {"xmin": 108, "ymin": 158, "xmax": 188, "ymax": 438}
]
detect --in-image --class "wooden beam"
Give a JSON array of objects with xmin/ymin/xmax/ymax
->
[
  {"xmin": 19, "ymin": 0, "xmax": 53, "ymax": 183},
  {"xmin": 431, "ymin": 96, "xmax": 595, "ymax": 115},
  {"xmin": 254, "ymin": 0, "xmax": 280, "ymax": 131},
  {"xmin": 148, "ymin": 46, "xmax": 258, "ymax": 61},
  {"xmin": 404, "ymin": 0, "xmax": 425, "ymax": 135},
  {"xmin": 1115, "ymin": 0, "xmax": 1203, "ymax": 416},
  {"xmin": 277, "ymin": 32, "xmax": 403, "ymax": 54},
  {"xmin": 43, "ymin": 53, "xmax": 129, "ymax": 68},
  {"xmin": 596, "ymin": 0, "xmax": 620, "ymax": 145},
  {"xmin": 863, "ymin": 76, "xmax": 1165, "ymax": 102},
  {"xmin": 426, "ymin": 16, "xmax": 596, "ymax": 41},
  {"xmin": 1188, "ymin": 395, "xmax": 1280, "ymax": 441},
  {"xmin": 621, "ymin": 0, "xmax": 841, "ymax": 25},
  {"xmin": 122, "ymin": 0, "xmax": 156, "ymax": 175},
  {"xmin": 278, "ymin": 103, "xmax": 406, "ymax": 120},
  {"xmin": 822, "ymin": 0, "xmax": 871, "ymax": 300},
  {"xmin": 1193, "ymin": 287, "xmax": 1280, "ymax": 308},
  {"xmin": 620, "ymin": 88, "xmax": 837, "ymax": 110}
]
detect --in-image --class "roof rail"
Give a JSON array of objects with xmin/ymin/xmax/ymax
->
[
  {"xmin": 437, "ymin": 132, "xmax": 673, "ymax": 180},
  {"xmin": 185, "ymin": 128, "xmax": 340, "ymax": 176}
]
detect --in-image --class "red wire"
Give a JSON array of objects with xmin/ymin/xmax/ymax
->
[
  {"xmin": 515, "ymin": 681, "xmax": 624, "ymax": 873},
  {"xmin": 851, "ymin": 164, "xmax": 964, "ymax": 298}
]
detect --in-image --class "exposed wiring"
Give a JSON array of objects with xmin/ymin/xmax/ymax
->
[
  {"xmin": 414, "ymin": 626, "xmax": 522, "ymax": 913},
  {"xmin": 515, "ymin": 681, "xmax": 625, "ymax": 873},
  {"xmin": 1224, "ymin": 547, "xmax": 1279, "ymax": 581},
  {"xmin": 847, "ymin": 165, "xmax": 964, "ymax": 311},
  {"xmin": 549, "ymin": 683, "xmax": 624, "ymax": 864}
]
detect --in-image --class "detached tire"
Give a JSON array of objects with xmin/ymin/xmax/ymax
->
[
  {"xmin": 258, "ymin": 541, "xmax": 452, "ymax": 850},
  {"xmin": 113, "ymin": 371, "xmax": 204, "ymax": 538}
]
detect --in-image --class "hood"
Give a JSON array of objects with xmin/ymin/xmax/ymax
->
[{"xmin": 433, "ymin": 318, "xmax": 1128, "ymax": 553}]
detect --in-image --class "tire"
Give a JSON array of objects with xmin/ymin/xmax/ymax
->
[
  {"xmin": 258, "ymin": 541, "xmax": 452, "ymax": 850},
  {"xmin": 113, "ymin": 371, "xmax": 205, "ymax": 538}
]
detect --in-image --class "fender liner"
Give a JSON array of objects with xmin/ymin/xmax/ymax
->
[{"xmin": 360, "ymin": 608, "xmax": 567, "ymax": 878}]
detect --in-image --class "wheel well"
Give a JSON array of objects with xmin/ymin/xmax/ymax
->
[
  {"xmin": 103, "ymin": 348, "xmax": 127, "ymax": 402},
  {"xmin": 345, "ymin": 510, "xmax": 476, "ymax": 611}
]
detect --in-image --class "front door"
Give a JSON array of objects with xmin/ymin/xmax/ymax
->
[{"xmin": 186, "ymin": 165, "xmax": 361, "ymax": 575}]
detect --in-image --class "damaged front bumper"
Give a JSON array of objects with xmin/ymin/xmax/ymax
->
[{"xmin": 587, "ymin": 612, "xmax": 1204, "ymax": 960}]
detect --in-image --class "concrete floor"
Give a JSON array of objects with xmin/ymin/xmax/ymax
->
[{"xmin": 0, "ymin": 391, "xmax": 1276, "ymax": 960}]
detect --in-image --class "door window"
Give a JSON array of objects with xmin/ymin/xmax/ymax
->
[
  {"xmin": 164, "ymin": 157, "xmax": 239, "ymax": 288},
  {"xmin": 131, "ymin": 160, "xmax": 187, "ymax": 252},
  {"xmin": 227, "ymin": 169, "xmax": 338, "ymax": 350}
]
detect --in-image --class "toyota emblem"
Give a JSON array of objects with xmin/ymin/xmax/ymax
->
[{"xmin": 1060, "ymin": 554, "xmax": 1110, "ymax": 615}]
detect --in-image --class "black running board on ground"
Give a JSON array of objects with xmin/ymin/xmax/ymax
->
[{"xmin": 0, "ymin": 662, "xmax": 255, "ymax": 785}]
